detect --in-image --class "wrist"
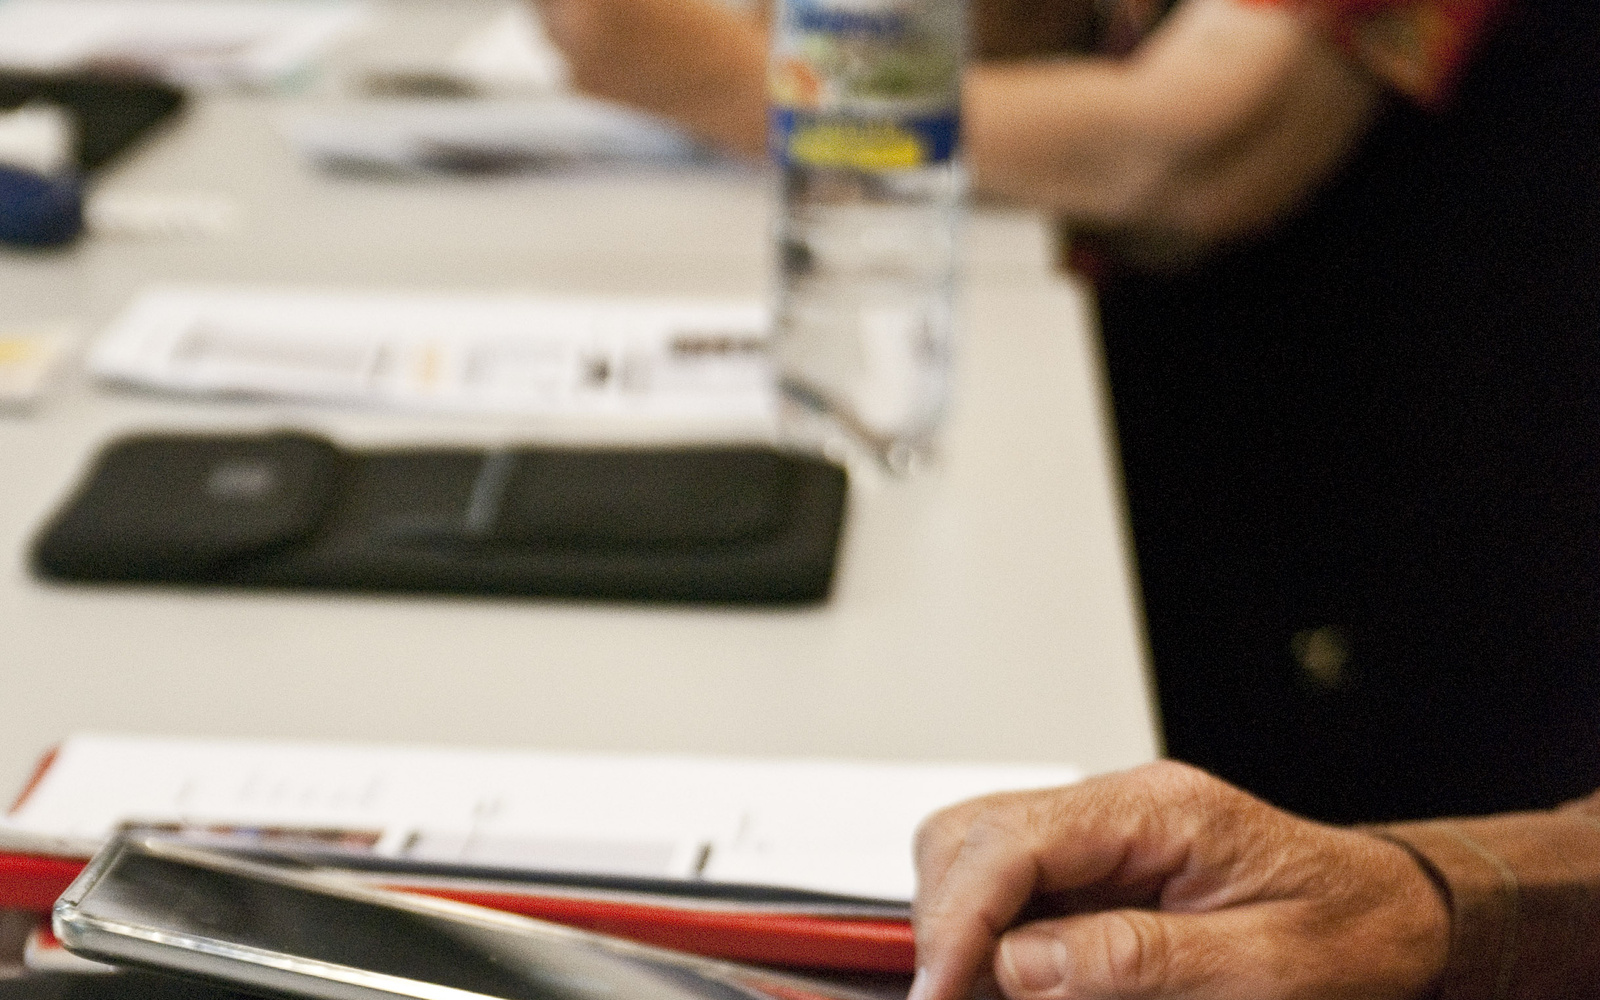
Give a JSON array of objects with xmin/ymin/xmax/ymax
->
[{"xmin": 1359, "ymin": 830, "xmax": 1452, "ymax": 999}]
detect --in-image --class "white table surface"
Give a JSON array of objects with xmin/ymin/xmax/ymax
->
[{"xmin": 0, "ymin": 3, "xmax": 1158, "ymax": 801}]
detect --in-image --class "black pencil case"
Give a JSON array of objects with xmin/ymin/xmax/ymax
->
[{"xmin": 31, "ymin": 432, "xmax": 848, "ymax": 604}]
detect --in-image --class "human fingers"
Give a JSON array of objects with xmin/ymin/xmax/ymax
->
[
  {"xmin": 910, "ymin": 794, "xmax": 1060, "ymax": 1000},
  {"xmin": 911, "ymin": 763, "xmax": 1224, "ymax": 1000},
  {"xmin": 987, "ymin": 828, "xmax": 1451, "ymax": 1000},
  {"xmin": 997, "ymin": 904, "xmax": 1346, "ymax": 1000},
  {"xmin": 994, "ymin": 867, "xmax": 1447, "ymax": 1000},
  {"xmin": 997, "ymin": 906, "xmax": 1288, "ymax": 1000},
  {"xmin": 912, "ymin": 793, "xmax": 1020, "ymax": 926}
]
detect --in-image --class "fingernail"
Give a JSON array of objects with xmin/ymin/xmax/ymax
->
[
  {"xmin": 906, "ymin": 967, "xmax": 933, "ymax": 1000},
  {"xmin": 999, "ymin": 932, "xmax": 1069, "ymax": 995},
  {"xmin": 908, "ymin": 966, "xmax": 934, "ymax": 1000}
]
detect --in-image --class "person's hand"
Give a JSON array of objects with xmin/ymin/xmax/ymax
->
[
  {"xmin": 528, "ymin": 0, "xmax": 768, "ymax": 158},
  {"xmin": 965, "ymin": 0, "xmax": 1382, "ymax": 265},
  {"xmin": 911, "ymin": 761, "xmax": 1450, "ymax": 1000}
]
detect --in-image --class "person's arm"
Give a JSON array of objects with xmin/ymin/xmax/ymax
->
[
  {"xmin": 965, "ymin": 0, "xmax": 1382, "ymax": 264},
  {"xmin": 1377, "ymin": 792, "xmax": 1600, "ymax": 1000},
  {"xmin": 911, "ymin": 762, "xmax": 1600, "ymax": 1000},
  {"xmin": 530, "ymin": 0, "xmax": 1097, "ymax": 157},
  {"xmin": 533, "ymin": 0, "xmax": 1381, "ymax": 263},
  {"xmin": 535, "ymin": 0, "xmax": 770, "ymax": 158}
]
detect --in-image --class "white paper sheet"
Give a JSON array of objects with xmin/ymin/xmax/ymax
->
[
  {"xmin": 89, "ymin": 286, "xmax": 775, "ymax": 423},
  {"xmin": 2, "ymin": 735, "xmax": 1083, "ymax": 902},
  {"xmin": 0, "ymin": 0, "xmax": 369, "ymax": 88},
  {"xmin": 282, "ymin": 96, "xmax": 707, "ymax": 173}
]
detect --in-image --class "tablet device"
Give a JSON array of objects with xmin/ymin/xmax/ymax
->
[{"xmin": 53, "ymin": 839, "xmax": 885, "ymax": 1000}]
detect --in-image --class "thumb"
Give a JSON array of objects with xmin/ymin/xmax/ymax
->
[{"xmin": 995, "ymin": 908, "xmax": 1287, "ymax": 1000}]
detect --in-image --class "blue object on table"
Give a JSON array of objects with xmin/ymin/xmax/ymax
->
[{"xmin": 0, "ymin": 163, "xmax": 82, "ymax": 248}]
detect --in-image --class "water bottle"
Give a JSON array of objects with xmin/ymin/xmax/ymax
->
[{"xmin": 768, "ymin": 0, "xmax": 964, "ymax": 473}]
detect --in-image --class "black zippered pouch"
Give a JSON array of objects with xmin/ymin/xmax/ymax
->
[{"xmin": 31, "ymin": 432, "xmax": 847, "ymax": 604}]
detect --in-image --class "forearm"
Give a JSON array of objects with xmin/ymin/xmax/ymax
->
[
  {"xmin": 964, "ymin": 0, "xmax": 1380, "ymax": 256},
  {"xmin": 965, "ymin": 59, "xmax": 1155, "ymax": 223},
  {"xmin": 538, "ymin": 0, "xmax": 1093, "ymax": 161},
  {"xmin": 539, "ymin": 0, "xmax": 1378, "ymax": 262},
  {"xmin": 1380, "ymin": 791, "xmax": 1600, "ymax": 1000}
]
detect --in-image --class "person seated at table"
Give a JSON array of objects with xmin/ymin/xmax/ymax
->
[
  {"xmin": 529, "ymin": 0, "xmax": 1600, "ymax": 827},
  {"xmin": 911, "ymin": 762, "xmax": 1600, "ymax": 999}
]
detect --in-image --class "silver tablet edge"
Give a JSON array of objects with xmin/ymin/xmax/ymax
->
[{"xmin": 53, "ymin": 836, "xmax": 900, "ymax": 1000}]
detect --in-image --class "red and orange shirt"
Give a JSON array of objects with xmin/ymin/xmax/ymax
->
[{"xmin": 1101, "ymin": 0, "xmax": 1509, "ymax": 106}]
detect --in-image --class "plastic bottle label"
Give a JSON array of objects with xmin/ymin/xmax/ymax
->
[
  {"xmin": 770, "ymin": 109, "xmax": 958, "ymax": 170},
  {"xmin": 769, "ymin": 0, "xmax": 962, "ymax": 171}
]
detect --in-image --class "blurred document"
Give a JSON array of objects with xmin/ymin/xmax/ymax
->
[
  {"xmin": 283, "ymin": 95, "xmax": 707, "ymax": 174},
  {"xmin": 2, "ymin": 734, "xmax": 1084, "ymax": 901},
  {"xmin": 0, "ymin": 0, "xmax": 368, "ymax": 88},
  {"xmin": 90, "ymin": 286, "xmax": 774, "ymax": 421}
]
